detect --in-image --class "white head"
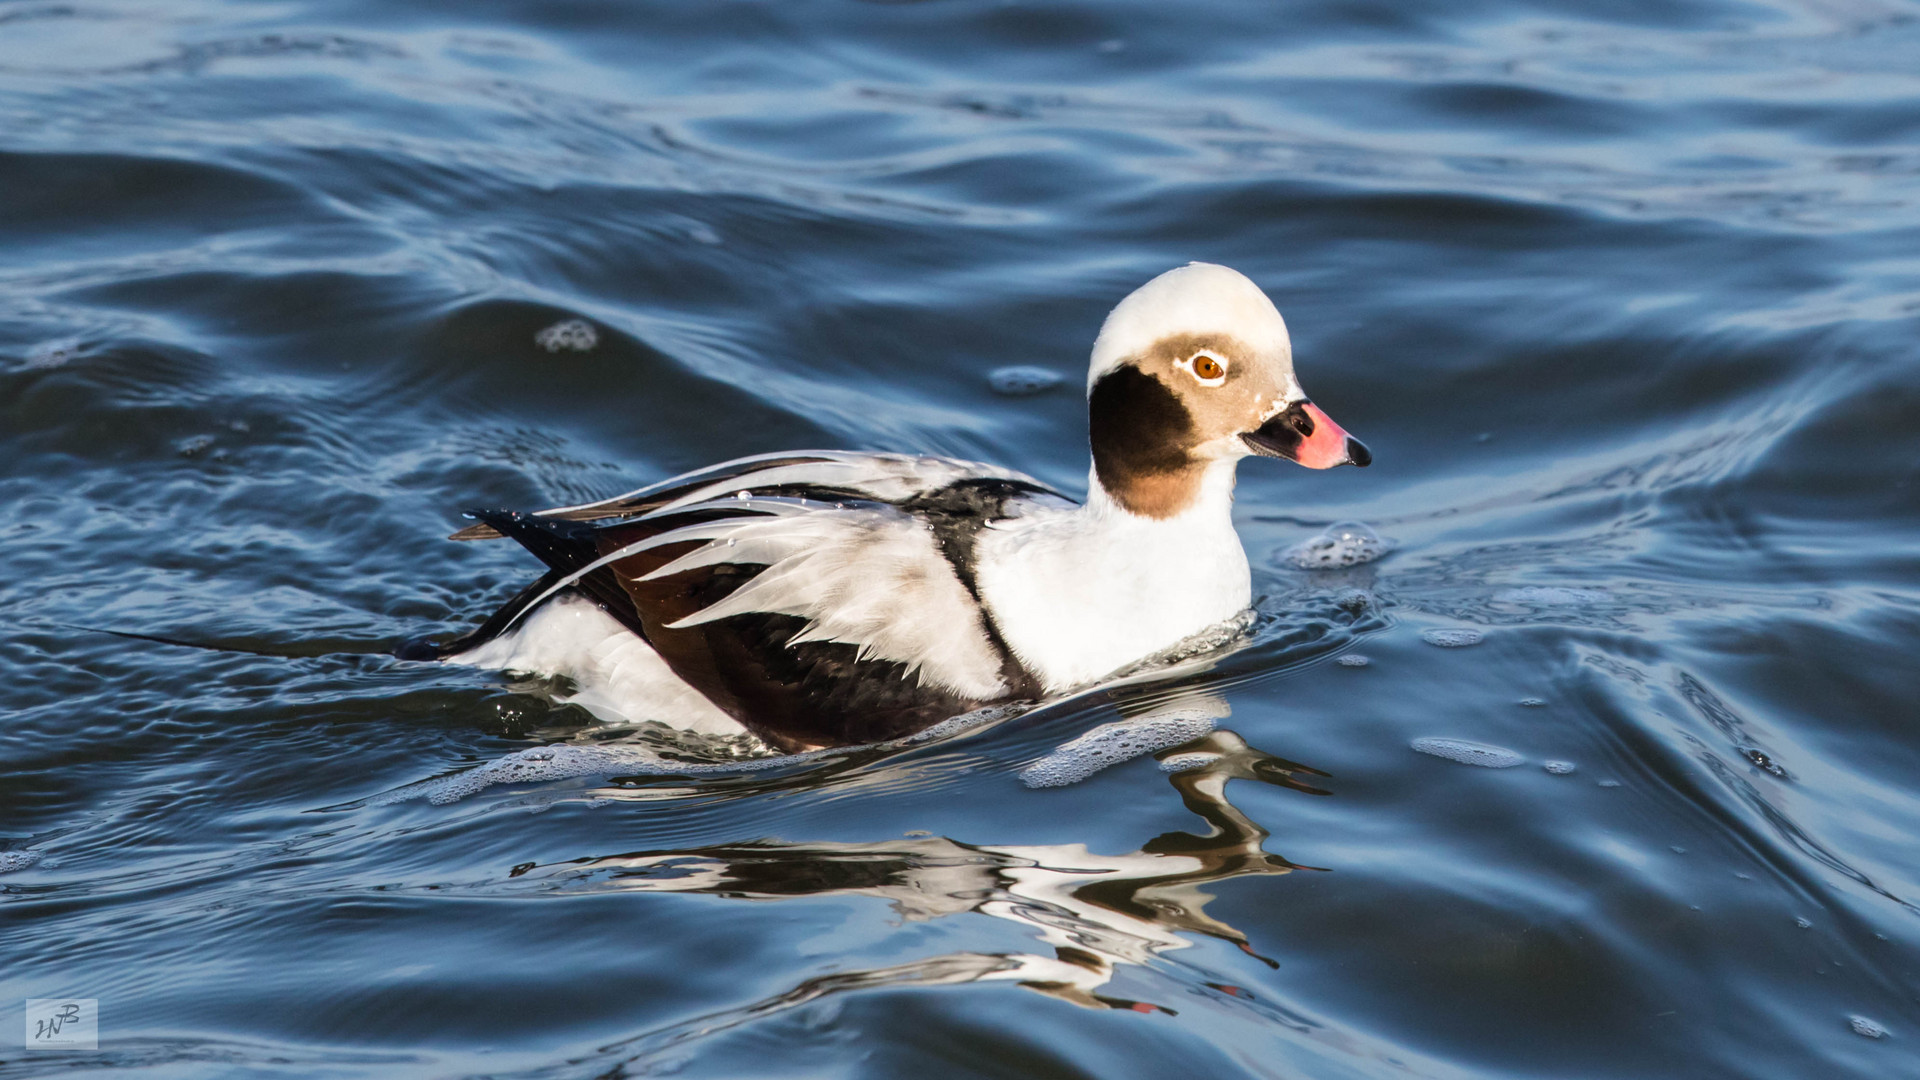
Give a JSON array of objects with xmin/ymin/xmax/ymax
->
[{"xmin": 1085, "ymin": 263, "xmax": 1369, "ymax": 518}]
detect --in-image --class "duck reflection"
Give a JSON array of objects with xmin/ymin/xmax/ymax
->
[{"xmin": 506, "ymin": 726, "xmax": 1327, "ymax": 1014}]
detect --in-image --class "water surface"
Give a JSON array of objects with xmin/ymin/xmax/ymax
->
[{"xmin": 4, "ymin": 1, "xmax": 1919, "ymax": 1076}]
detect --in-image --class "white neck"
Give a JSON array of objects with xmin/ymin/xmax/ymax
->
[{"xmin": 974, "ymin": 456, "xmax": 1253, "ymax": 694}]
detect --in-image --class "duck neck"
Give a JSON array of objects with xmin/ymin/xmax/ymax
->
[
  {"xmin": 1082, "ymin": 453, "xmax": 1241, "ymax": 533},
  {"xmin": 975, "ymin": 455, "xmax": 1253, "ymax": 693}
]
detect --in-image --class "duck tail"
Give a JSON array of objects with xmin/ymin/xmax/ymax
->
[{"xmin": 397, "ymin": 509, "xmax": 650, "ymax": 661}]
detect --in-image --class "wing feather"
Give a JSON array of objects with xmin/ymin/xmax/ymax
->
[
  {"xmin": 441, "ymin": 451, "xmax": 1066, "ymax": 747},
  {"xmin": 646, "ymin": 506, "xmax": 1008, "ymax": 699},
  {"xmin": 451, "ymin": 450, "xmax": 1053, "ymax": 540}
]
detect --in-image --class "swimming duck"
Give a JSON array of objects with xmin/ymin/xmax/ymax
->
[{"xmin": 408, "ymin": 263, "xmax": 1369, "ymax": 751}]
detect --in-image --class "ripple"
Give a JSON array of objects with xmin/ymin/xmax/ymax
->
[{"xmin": 1493, "ymin": 586, "xmax": 1611, "ymax": 606}]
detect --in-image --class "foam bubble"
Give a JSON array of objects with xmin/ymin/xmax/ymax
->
[
  {"xmin": 1848, "ymin": 1015, "xmax": 1889, "ymax": 1039},
  {"xmin": 1281, "ymin": 521, "xmax": 1392, "ymax": 570},
  {"xmin": 380, "ymin": 742, "xmax": 804, "ymax": 806},
  {"xmin": 0, "ymin": 850, "xmax": 42, "ymax": 874},
  {"xmin": 1421, "ymin": 628, "xmax": 1485, "ymax": 648},
  {"xmin": 1543, "ymin": 760, "xmax": 1577, "ymax": 775},
  {"xmin": 1107, "ymin": 611, "xmax": 1255, "ymax": 681},
  {"xmin": 903, "ymin": 703, "xmax": 1029, "ymax": 744},
  {"xmin": 1158, "ymin": 751, "xmax": 1221, "ymax": 773},
  {"xmin": 1336, "ymin": 654, "xmax": 1371, "ymax": 667},
  {"xmin": 535, "ymin": 318, "xmax": 598, "ymax": 353},
  {"xmin": 1020, "ymin": 710, "xmax": 1219, "ymax": 789},
  {"xmin": 1411, "ymin": 737, "xmax": 1523, "ymax": 768},
  {"xmin": 988, "ymin": 365, "xmax": 1064, "ymax": 396}
]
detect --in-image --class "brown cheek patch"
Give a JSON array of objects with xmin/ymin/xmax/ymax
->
[{"xmin": 1089, "ymin": 365, "xmax": 1207, "ymax": 519}]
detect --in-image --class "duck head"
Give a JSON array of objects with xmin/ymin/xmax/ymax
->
[{"xmin": 1085, "ymin": 262, "xmax": 1369, "ymax": 519}]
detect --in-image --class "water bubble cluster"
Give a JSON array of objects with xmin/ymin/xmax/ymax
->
[
  {"xmin": 1281, "ymin": 521, "xmax": 1392, "ymax": 570},
  {"xmin": 988, "ymin": 365, "xmax": 1065, "ymax": 396},
  {"xmin": 1848, "ymin": 1015, "xmax": 1889, "ymax": 1039},
  {"xmin": 1020, "ymin": 711, "xmax": 1218, "ymax": 789},
  {"xmin": 1411, "ymin": 737, "xmax": 1524, "ymax": 768},
  {"xmin": 903, "ymin": 703, "xmax": 1029, "ymax": 744},
  {"xmin": 1543, "ymin": 760, "xmax": 1577, "ymax": 775},
  {"xmin": 0, "ymin": 850, "xmax": 42, "ymax": 874},
  {"xmin": 1336, "ymin": 654, "xmax": 1371, "ymax": 667},
  {"xmin": 383, "ymin": 742, "xmax": 799, "ymax": 805},
  {"xmin": 1422, "ymin": 628, "xmax": 1485, "ymax": 648},
  {"xmin": 535, "ymin": 318, "xmax": 599, "ymax": 353}
]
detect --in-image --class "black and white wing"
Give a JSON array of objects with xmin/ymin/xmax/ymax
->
[
  {"xmin": 447, "ymin": 451, "xmax": 1047, "ymax": 540},
  {"xmin": 430, "ymin": 451, "xmax": 1073, "ymax": 749}
]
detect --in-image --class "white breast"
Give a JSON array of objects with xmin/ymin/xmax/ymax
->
[{"xmin": 975, "ymin": 461, "xmax": 1252, "ymax": 693}]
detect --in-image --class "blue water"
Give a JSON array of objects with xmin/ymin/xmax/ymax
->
[{"xmin": 4, "ymin": 1, "xmax": 1919, "ymax": 1076}]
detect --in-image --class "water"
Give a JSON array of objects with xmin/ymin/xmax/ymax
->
[
  {"xmin": 1409, "ymin": 737, "xmax": 1525, "ymax": 769},
  {"xmin": 3, "ymin": 1, "xmax": 1918, "ymax": 1076},
  {"xmin": 1279, "ymin": 520, "xmax": 1393, "ymax": 570}
]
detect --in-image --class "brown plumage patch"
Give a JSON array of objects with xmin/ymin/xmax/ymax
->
[
  {"xmin": 1089, "ymin": 332, "xmax": 1286, "ymax": 519},
  {"xmin": 1089, "ymin": 365, "xmax": 1204, "ymax": 518}
]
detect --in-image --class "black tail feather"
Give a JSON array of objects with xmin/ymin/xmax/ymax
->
[
  {"xmin": 396, "ymin": 568, "xmax": 568, "ymax": 661},
  {"xmin": 405, "ymin": 509, "xmax": 653, "ymax": 661}
]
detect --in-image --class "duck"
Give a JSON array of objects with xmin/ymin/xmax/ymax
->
[{"xmin": 405, "ymin": 262, "xmax": 1370, "ymax": 752}]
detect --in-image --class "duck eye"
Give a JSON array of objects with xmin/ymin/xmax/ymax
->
[{"xmin": 1189, "ymin": 353, "xmax": 1224, "ymax": 382}]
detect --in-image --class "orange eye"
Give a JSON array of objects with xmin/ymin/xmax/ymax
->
[{"xmin": 1191, "ymin": 354, "xmax": 1223, "ymax": 381}]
